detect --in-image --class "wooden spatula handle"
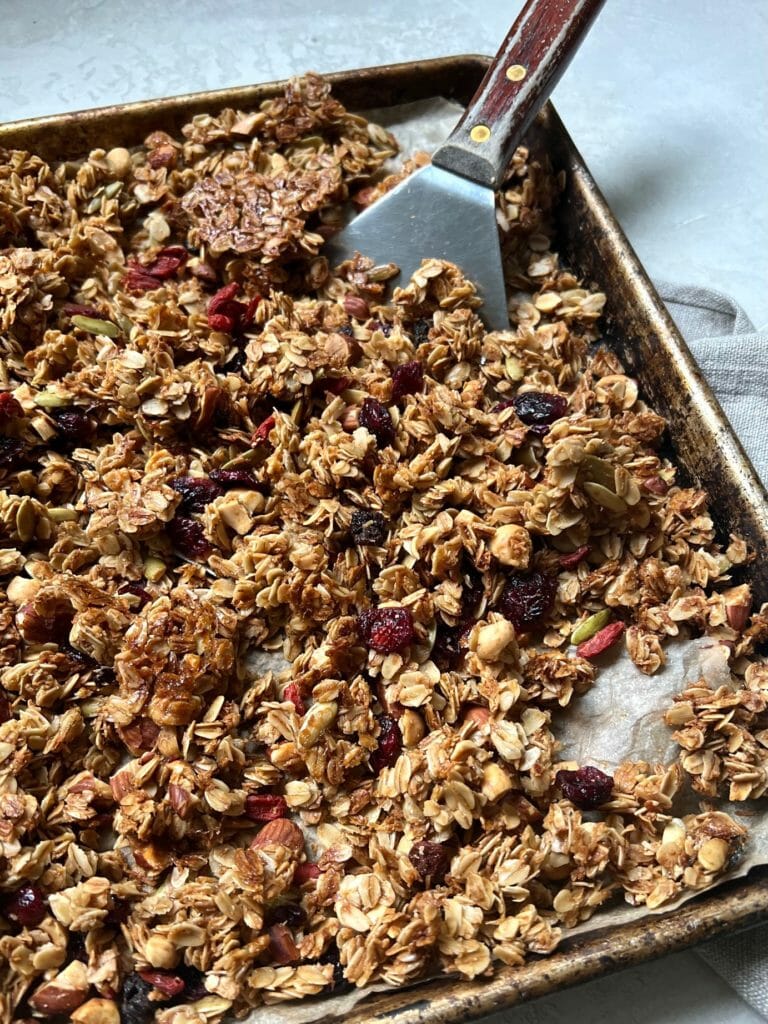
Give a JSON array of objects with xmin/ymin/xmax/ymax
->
[{"xmin": 432, "ymin": 0, "xmax": 605, "ymax": 188}]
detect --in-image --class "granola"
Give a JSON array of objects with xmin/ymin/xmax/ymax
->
[{"xmin": 0, "ymin": 72, "xmax": 765, "ymax": 1023}]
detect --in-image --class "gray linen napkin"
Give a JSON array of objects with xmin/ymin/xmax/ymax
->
[{"xmin": 656, "ymin": 281, "xmax": 767, "ymax": 1019}]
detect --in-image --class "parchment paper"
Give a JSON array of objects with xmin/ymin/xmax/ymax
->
[{"xmin": 241, "ymin": 98, "xmax": 768, "ymax": 1022}]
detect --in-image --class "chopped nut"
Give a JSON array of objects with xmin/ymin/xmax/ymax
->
[
  {"xmin": 70, "ymin": 998, "xmax": 120, "ymax": 1024},
  {"xmin": 29, "ymin": 960, "xmax": 89, "ymax": 1015},
  {"xmin": 489, "ymin": 524, "xmax": 532, "ymax": 568}
]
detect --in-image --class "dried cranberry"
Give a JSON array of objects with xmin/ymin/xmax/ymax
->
[
  {"xmin": 559, "ymin": 545, "xmax": 591, "ymax": 569},
  {"xmin": 391, "ymin": 360, "xmax": 424, "ymax": 403},
  {"xmin": 293, "ymin": 862, "xmax": 321, "ymax": 885},
  {"xmin": 576, "ymin": 620, "xmax": 625, "ymax": 659},
  {"xmin": 207, "ymin": 282, "xmax": 259, "ymax": 333},
  {"xmin": 264, "ymin": 902, "xmax": 308, "ymax": 929},
  {"xmin": 511, "ymin": 392, "xmax": 568, "ymax": 435},
  {"xmin": 3, "ymin": 884, "xmax": 47, "ymax": 928},
  {"xmin": 409, "ymin": 840, "xmax": 451, "ymax": 885},
  {"xmin": 0, "ymin": 437, "xmax": 28, "ymax": 469},
  {"xmin": 120, "ymin": 974, "xmax": 155, "ymax": 1024},
  {"xmin": 171, "ymin": 475, "xmax": 224, "ymax": 512},
  {"xmin": 359, "ymin": 397, "xmax": 395, "ymax": 448},
  {"xmin": 245, "ymin": 794, "xmax": 289, "ymax": 822},
  {"xmin": 358, "ymin": 607, "xmax": 414, "ymax": 653},
  {"xmin": 138, "ymin": 969, "xmax": 185, "ymax": 999},
  {"xmin": 409, "ymin": 318, "xmax": 432, "ymax": 346},
  {"xmin": 50, "ymin": 408, "xmax": 95, "ymax": 444},
  {"xmin": 499, "ymin": 570, "xmax": 557, "ymax": 632},
  {"xmin": 0, "ymin": 393, "xmax": 23, "ymax": 424},
  {"xmin": 124, "ymin": 265, "xmax": 164, "ymax": 293},
  {"xmin": 283, "ymin": 682, "xmax": 306, "ymax": 716},
  {"xmin": 556, "ymin": 766, "xmax": 614, "ymax": 809},
  {"xmin": 370, "ymin": 714, "xmax": 403, "ymax": 772},
  {"xmin": 321, "ymin": 375, "xmax": 351, "ymax": 396},
  {"xmin": 349, "ymin": 508, "xmax": 387, "ymax": 546},
  {"xmin": 252, "ymin": 414, "xmax": 276, "ymax": 446},
  {"xmin": 209, "ymin": 468, "xmax": 263, "ymax": 490},
  {"xmin": 168, "ymin": 516, "xmax": 211, "ymax": 559},
  {"xmin": 118, "ymin": 582, "xmax": 152, "ymax": 608},
  {"xmin": 143, "ymin": 246, "xmax": 188, "ymax": 280}
]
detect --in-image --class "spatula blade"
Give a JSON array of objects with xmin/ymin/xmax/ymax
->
[{"xmin": 325, "ymin": 164, "xmax": 508, "ymax": 331}]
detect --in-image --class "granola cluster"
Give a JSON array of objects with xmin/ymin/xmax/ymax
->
[{"xmin": 0, "ymin": 73, "xmax": 766, "ymax": 1023}]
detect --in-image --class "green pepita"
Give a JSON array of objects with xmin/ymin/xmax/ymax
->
[
  {"xmin": 103, "ymin": 180, "xmax": 123, "ymax": 200},
  {"xmin": 580, "ymin": 454, "xmax": 615, "ymax": 489},
  {"xmin": 70, "ymin": 315, "xmax": 120, "ymax": 338},
  {"xmin": 504, "ymin": 355, "xmax": 525, "ymax": 381},
  {"xmin": 571, "ymin": 609, "xmax": 612, "ymax": 645},
  {"xmin": 583, "ymin": 481, "xmax": 628, "ymax": 514},
  {"xmin": 48, "ymin": 507, "xmax": 80, "ymax": 523},
  {"xmin": 34, "ymin": 389, "xmax": 71, "ymax": 409}
]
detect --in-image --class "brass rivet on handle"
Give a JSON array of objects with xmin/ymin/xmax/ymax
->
[
  {"xmin": 506, "ymin": 64, "xmax": 527, "ymax": 82},
  {"xmin": 470, "ymin": 124, "xmax": 491, "ymax": 143}
]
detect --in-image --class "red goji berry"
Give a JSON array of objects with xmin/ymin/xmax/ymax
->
[{"xmin": 576, "ymin": 620, "xmax": 625, "ymax": 659}]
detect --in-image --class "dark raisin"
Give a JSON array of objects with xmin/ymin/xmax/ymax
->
[
  {"xmin": 264, "ymin": 902, "xmax": 308, "ymax": 929},
  {"xmin": 105, "ymin": 896, "xmax": 131, "ymax": 927},
  {"xmin": 3, "ymin": 884, "xmax": 47, "ymax": 928},
  {"xmin": 409, "ymin": 840, "xmax": 451, "ymax": 885},
  {"xmin": 499, "ymin": 570, "xmax": 557, "ymax": 631},
  {"xmin": 0, "ymin": 393, "xmax": 23, "ymax": 424},
  {"xmin": 0, "ymin": 437, "xmax": 27, "ymax": 469},
  {"xmin": 60, "ymin": 643, "xmax": 98, "ymax": 671},
  {"xmin": 370, "ymin": 714, "xmax": 403, "ymax": 772},
  {"xmin": 118, "ymin": 582, "xmax": 152, "ymax": 608},
  {"xmin": 359, "ymin": 397, "xmax": 395, "ymax": 448},
  {"xmin": 410, "ymin": 317, "xmax": 432, "ymax": 346},
  {"xmin": 209, "ymin": 468, "xmax": 264, "ymax": 491},
  {"xmin": 511, "ymin": 392, "xmax": 568, "ymax": 435},
  {"xmin": 171, "ymin": 475, "xmax": 224, "ymax": 512},
  {"xmin": 120, "ymin": 974, "xmax": 155, "ymax": 1024},
  {"xmin": 556, "ymin": 766, "xmax": 614, "ymax": 809},
  {"xmin": 168, "ymin": 516, "xmax": 211, "ymax": 559},
  {"xmin": 357, "ymin": 607, "xmax": 414, "ymax": 653},
  {"xmin": 0, "ymin": 687, "xmax": 10, "ymax": 724},
  {"xmin": 318, "ymin": 945, "xmax": 352, "ymax": 993},
  {"xmin": 349, "ymin": 508, "xmax": 387, "ymax": 546},
  {"xmin": 68, "ymin": 932, "xmax": 88, "ymax": 962},
  {"xmin": 50, "ymin": 408, "xmax": 95, "ymax": 444},
  {"xmin": 221, "ymin": 348, "xmax": 247, "ymax": 374},
  {"xmin": 432, "ymin": 618, "xmax": 473, "ymax": 669},
  {"xmin": 338, "ymin": 323, "xmax": 354, "ymax": 338},
  {"xmin": 370, "ymin": 319, "xmax": 393, "ymax": 337},
  {"xmin": 391, "ymin": 360, "xmax": 424, "ymax": 403},
  {"xmin": 176, "ymin": 964, "xmax": 208, "ymax": 1002}
]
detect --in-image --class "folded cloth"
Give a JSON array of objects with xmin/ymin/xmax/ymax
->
[{"xmin": 655, "ymin": 281, "xmax": 767, "ymax": 1020}]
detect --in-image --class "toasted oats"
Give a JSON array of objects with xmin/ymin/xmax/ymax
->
[{"xmin": 0, "ymin": 71, "xmax": 762, "ymax": 1021}]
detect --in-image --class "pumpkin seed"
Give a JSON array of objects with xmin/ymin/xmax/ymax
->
[
  {"xmin": 571, "ymin": 608, "xmax": 612, "ymax": 645},
  {"xmin": 504, "ymin": 355, "xmax": 524, "ymax": 381},
  {"xmin": 144, "ymin": 556, "xmax": 167, "ymax": 582},
  {"xmin": 580, "ymin": 454, "xmax": 615, "ymax": 489},
  {"xmin": 34, "ymin": 389, "xmax": 71, "ymax": 409},
  {"xmin": 48, "ymin": 507, "xmax": 80, "ymax": 522},
  {"xmin": 583, "ymin": 481, "xmax": 628, "ymax": 514},
  {"xmin": 103, "ymin": 180, "xmax": 123, "ymax": 200},
  {"xmin": 15, "ymin": 498, "xmax": 37, "ymax": 543},
  {"xmin": 70, "ymin": 315, "xmax": 120, "ymax": 338}
]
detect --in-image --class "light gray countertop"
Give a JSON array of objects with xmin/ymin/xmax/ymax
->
[{"xmin": 1, "ymin": 1, "xmax": 765, "ymax": 1021}]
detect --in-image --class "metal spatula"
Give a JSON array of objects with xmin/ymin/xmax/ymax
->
[{"xmin": 326, "ymin": 0, "xmax": 605, "ymax": 330}]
